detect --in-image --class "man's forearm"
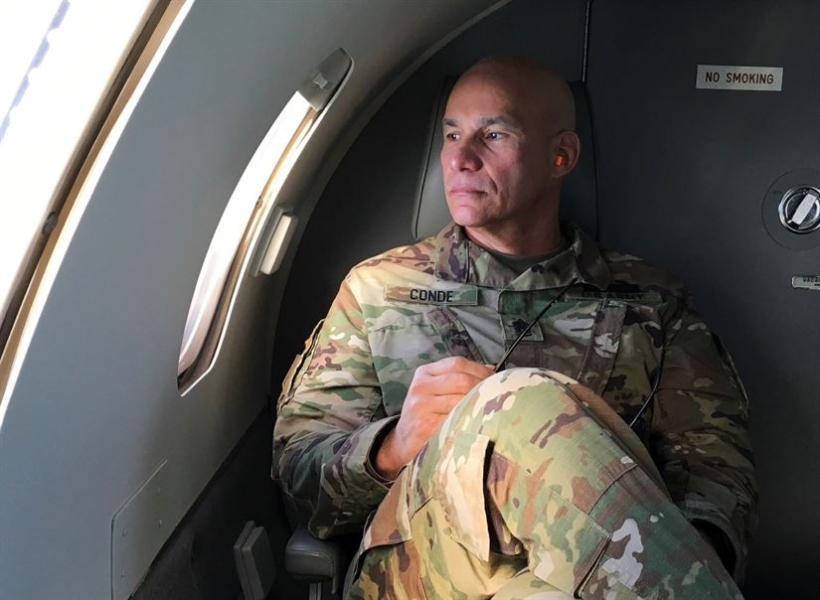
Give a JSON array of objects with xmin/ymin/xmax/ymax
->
[{"xmin": 274, "ymin": 416, "xmax": 400, "ymax": 537}]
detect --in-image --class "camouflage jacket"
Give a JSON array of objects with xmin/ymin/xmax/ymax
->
[{"xmin": 272, "ymin": 222, "xmax": 757, "ymax": 578}]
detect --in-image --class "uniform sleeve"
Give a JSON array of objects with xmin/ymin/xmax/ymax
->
[
  {"xmin": 650, "ymin": 292, "xmax": 758, "ymax": 582},
  {"xmin": 272, "ymin": 277, "xmax": 397, "ymax": 539}
]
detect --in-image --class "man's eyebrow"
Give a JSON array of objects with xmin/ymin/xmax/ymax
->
[
  {"xmin": 477, "ymin": 115, "xmax": 522, "ymax": 131},
  {"xmin": 441, "ymin": 115, "xmax": 523, "ymax": 133}
]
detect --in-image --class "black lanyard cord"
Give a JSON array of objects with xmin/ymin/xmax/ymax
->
[{"xmin": 628, "ymin": 328, "xmax": 666, "ymax": 429}]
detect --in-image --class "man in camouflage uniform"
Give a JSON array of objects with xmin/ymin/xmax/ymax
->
[{"xmin": 273, "ymin": 57, "xmax": 757, "ymax": 598}]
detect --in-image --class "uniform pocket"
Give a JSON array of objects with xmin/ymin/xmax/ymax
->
[
  {"xmin": 347, "ymin": 473, "xmax": 429, "ymax": 600},
  {"xmin": 526, "ymin": 489, "xmax": 610, "ymax": 595},
  {"xmin": 577, "ymin": 301, "xmax": 627, "ymax": 396},
  {"xmin": 433, "ymin": 429, "xmax": 493, "ymax": 562},
  {"xmin": 427, "ymin": 306, "xmax": 483, "ymax": 362}
]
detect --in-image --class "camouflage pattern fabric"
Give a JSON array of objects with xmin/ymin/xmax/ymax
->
[
  {"xmin": 345, "ymin": 369, "xmax": 742, "ymax": 599},
  {"xmin": 272, "ymin": 222, "xmax": 757, "ymax": 587}
]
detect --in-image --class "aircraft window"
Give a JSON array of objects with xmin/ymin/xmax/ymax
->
[
  {"xmin": 177, "ymin": 48, "xmax": 352, "ymax": 395},
  {"xmin": 0, "ymin": 0, "xmax": 155, "ymax": 340}
]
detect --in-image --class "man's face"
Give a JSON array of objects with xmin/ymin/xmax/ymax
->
[{"xmin": 440, "ymin": 72, "xmax": 555, "ymax": 234}]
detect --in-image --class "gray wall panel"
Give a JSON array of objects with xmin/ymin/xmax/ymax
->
[{"xmin": 587, "ymin": 1, "xmax": 820, "ymax": 596}]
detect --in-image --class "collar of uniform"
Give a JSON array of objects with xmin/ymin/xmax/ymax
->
[{"xmin": 432, "ymin": 222, "xmax": 611, "ymax": 290}]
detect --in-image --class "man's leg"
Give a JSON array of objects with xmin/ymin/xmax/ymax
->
[
  {"xmin": 492, "ymin": 570, "xmax": 572, "ymax": 600},
  {"xmin": 346, "ymin": 369, "xmax": 741, "ymax": 599}
]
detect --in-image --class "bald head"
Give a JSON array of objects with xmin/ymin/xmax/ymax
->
[
  {"xmin": 440, "ymin": 56, "xmax": 581, "ymax": 255},
  {"xmin": 455, "ymin": 56, "xmax": 576, "ymax": 133}
]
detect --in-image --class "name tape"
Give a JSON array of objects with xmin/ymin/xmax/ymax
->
[
  {"xmin": 384, "ymin": 285, "xmax": 478, "ymax": 305},
  {"xmin": 696, "ymin": 65, "xmax": 783, "ymax": 92}
]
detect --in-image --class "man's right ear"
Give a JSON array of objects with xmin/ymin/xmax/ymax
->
[{"xmin": 551, "ymin": 130, "xmax": 581, "ymax": 177}]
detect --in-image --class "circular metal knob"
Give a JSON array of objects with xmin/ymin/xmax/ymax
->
[{"xmin": 778, "ymin": 186, "xmax": 820, "ymax": 234}]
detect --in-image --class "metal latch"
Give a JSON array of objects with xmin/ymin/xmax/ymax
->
[{"xmin": 779, "ymin": 186, "xmax": 820, "ymax": 233}]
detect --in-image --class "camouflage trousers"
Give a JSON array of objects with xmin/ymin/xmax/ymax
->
[{"xmin": 346, "ymin": 369, "xmax": 741, "ymax": 599}]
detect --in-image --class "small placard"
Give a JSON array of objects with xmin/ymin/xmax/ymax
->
[
  {"xmin": 696, "ymin": 65, "xmax": 783, "ymax": 91},
  {"xmin": 792, "ymin": 275, "xmax": 820, "ymax": 291}
]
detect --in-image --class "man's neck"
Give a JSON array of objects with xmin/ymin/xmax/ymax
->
[
  {"xmin": 463, "ymin": 219, "xmax": 564, "ymax": 255},
  {"xmin": 484, "ymin": 242, "xmax": 568, "ymax": 276}
]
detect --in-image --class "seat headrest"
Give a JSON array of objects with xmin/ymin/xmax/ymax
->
[{"xmin": 411, "ymin": 80, "xmax": 597, "ymax": 241}]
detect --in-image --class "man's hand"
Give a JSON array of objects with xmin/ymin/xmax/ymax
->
[{"xmin": 374, "ymin": 357, "xmax": 493, "ymax": 479}]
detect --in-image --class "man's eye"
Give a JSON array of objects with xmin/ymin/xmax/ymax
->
[
  {"xmin": 444, "ymin": 132, "xmax": 459, "ymax": 141},
  {"xmin": 485, "ymin": 131, "xmax": 504, "ymax": 140}
]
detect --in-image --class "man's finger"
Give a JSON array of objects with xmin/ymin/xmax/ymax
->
[
  {"xmin": 412, "ymin": 371, "xmax": 486, "ymax": 397},
  {"xmin": 424, "ymin": 356, "xmax": 493, "ymax": 378},
  {"xmin": 424, "ymin": 394, "xmax": 469, "ymax": 414}
]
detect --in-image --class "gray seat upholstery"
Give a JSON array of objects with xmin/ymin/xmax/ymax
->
[{"xmin": 285, "ymin": 524, "xmax": 348, "ymax": 598}]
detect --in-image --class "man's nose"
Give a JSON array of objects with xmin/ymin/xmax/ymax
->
[{"xmin": 444, "ymin": 139, "xmax": 482, "ymax": 172}]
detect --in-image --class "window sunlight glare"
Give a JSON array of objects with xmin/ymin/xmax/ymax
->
[{"xmin": 0, "ymin": 0, "xmax": 154, "ymax": 323}]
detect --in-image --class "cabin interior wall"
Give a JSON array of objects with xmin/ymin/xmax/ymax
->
[
  {"xmin": 587, "ymin": 1, "xmax": 820, "ymax": 597},
  {"xmin": 0, "ymin": 1, "xmax": 505, "ymax": 599},
  {"xmin": 131, "ymin": 411, "xmax": 306, "ymax": 600},
  {"xmin": 276, "ymin": 0, "xmax": 819, "ymax": 597}
]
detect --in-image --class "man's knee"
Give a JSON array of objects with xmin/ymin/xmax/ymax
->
[
  {"xmin": 441, "ymin": 367, "xmax": 581, "ymax": 436},
  {"xmin": 399, "ymin": 369, "xmax": 580, "ymax": 569}
]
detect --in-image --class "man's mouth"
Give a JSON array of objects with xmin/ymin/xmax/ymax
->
[{"xmin": 448, "ymin": 184, "xmax": 485, "ymax": 195}]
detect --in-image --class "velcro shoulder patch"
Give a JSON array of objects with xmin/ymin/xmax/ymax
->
[
  {"xmin": 566, "ymin": 291, "xmax": 663, "ymax": 303},
  {"xmin": 384, "ymin": 285, "xmax": 479, "ymax": 305},
  {"xmin": 568, "ymin": 283, "xmax": 663, "ymax": 304}
]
